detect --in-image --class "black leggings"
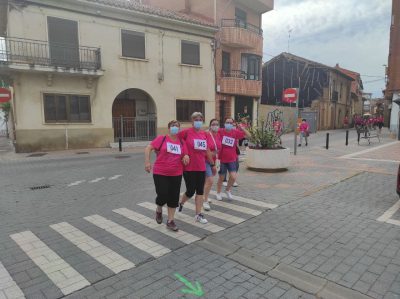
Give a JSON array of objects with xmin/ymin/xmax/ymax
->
[
  {"xmin": 153, "ymin": 174, "xmax": 182, "ymax": 208},
  {"xmin": 183, "ymin": 171, "xmax": 206, "ymax": 198}
]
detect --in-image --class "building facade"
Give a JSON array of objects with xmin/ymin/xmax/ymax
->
[
  {"xmin": 386, "ymin": 0, "xmax": 400, "ymax": 138},
  {"xmin": 335, "ymin": 64, "xmax": 364, "ymax": 117},
  {"xmin": 262, "ymin": 53, "xmax": 354, "ymax": 130},
  {"xmin": 141, "ymin": 0, "xmax": 274, "ymax": 125},
  {"xmin": 0, "ymin": 0, "xmax": 217, "ymax": 152}
]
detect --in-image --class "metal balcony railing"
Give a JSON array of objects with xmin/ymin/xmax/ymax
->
[
  {"xmin": 221, "ymin": 69, "xmax": 260, "ymax": 81},
  {"xmin": 221, "ymin": 19, "xmax": 263, "ymax": 35},
  {"xmin": 0, "ymin": 37, "xmax": 101, "ymax": 70}
]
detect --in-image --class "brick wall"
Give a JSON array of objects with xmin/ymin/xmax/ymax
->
[{"xmin": 387, "ymin": 0, "xmax": 400, "ymax": 93}]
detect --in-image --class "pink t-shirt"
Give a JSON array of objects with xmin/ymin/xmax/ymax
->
[
  {"xmin": 206, "ymin": 131, "xmax": 222, "ymax": 162},
  {"xmin": 151, "ymin": 135, "xmax": 188, "ymax": 176},
  {"xmin": 299, "ymin": 123, "xmax": 309, "ymax": 132},
  {"xmin": 219, "ymin": 129, "xmax": 245, "ymax": 163},
  {"xmin": 178, "ymin": 128, "xmax": 208, "ymax": 171}
]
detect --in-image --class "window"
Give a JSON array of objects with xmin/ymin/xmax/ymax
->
[
  {"xmin": 222, "ymin": 51, "xmax": 231, "ymax": 75},
  {"xmin": 44, "ymin": 94, "xmax": 91, "ymax": 123},
  {"xmin": 235, "ymin": 7, "xmax": 247, "ymax": 28},
  {"xmin": 181, "ymin": 40, "xmax": 200, "ymax": 65},
  {"xmin": 47, "ymin": 17, "xmax": 79, "ymax": 67},
  {"xmin": 176, "ymin": 100, "xmax": 205, "ymax": 122},
  {"xmin": 121, "ymin": 30, "xmax": 145, "ymax": 59},
  {"xmin": 241, "ymin": 54, "xmax": 261, "ymax": 80}
]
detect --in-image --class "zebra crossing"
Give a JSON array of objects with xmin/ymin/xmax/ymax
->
[{"xmin": 1, "ymin": 193, "xmax": 278, "ymax": 298}]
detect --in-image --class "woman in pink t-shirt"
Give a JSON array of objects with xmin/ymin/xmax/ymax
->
[
  {"xmin": 216, "ymin": 117, "xmax": 250, "ymax": 201},
  {"xmin": 177, "ymin": 112, "xmax": 215, "ymax": 224},
  {"xmin": 144, "ymin": 120, "xmax": 189, "ymax": 232},
  {"xmin": 298, "ymin": 119, "xmax": 310, "ymax": 147},
  {"xmin": 202, "ymin": 118, "xmax": 222, "ymax": 211}
]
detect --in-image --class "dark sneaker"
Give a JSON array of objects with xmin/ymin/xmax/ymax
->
[
  {"xmin": 178, "ymin": 203, "xmax": 183, "ymax": 212},
  {"xmin": 166, "ymin": 220, "xmax": 179, "ymax": 231},
  {"xmin": 298, "ymin": 144, "xmax": 301, "ymax": 147},
  {"xmin": 306, "ymin": 143, "xmax": 308, "ymax": 146},
  {"xmin": 155, "ymin": 211, "xmax": 162, "ymax": 224}
]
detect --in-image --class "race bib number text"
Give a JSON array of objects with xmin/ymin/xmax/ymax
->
[
  {"xmin": 194, "ymin": 139, "xmax": 207, "ymax": 150},
  {"xmin": 222, "ymin": 136, "xmax": 235, "ymax": 147},
  {"xmin": 166, "ymin": 142, "xmax": 181, "ymax": 155}
]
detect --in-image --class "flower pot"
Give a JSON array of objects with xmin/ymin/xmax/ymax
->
[{"xmin": 246, "ymin": 147, "xmax": 290, "ymax": 172}]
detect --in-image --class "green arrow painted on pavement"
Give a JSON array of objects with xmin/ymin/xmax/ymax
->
[{"xmin": 174, "ymin": 273, "xmax": 204, "ymax": 297}]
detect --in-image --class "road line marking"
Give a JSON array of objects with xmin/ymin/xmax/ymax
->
[
  {"xmin": 342, "ymin": 157, "xmax": 400, "ymax": 163},
  {"xmin": 113, "ymin": 208, "xmax": 200, "ymax": 244},
  {"xmin": 386, "ymin": 218, "xmax": 400, "ymax": 226},
  {"xmin": 84, "ymin": 215, "xmax": 170, "ymax": 257},
  {"xmin": 50, "ymin": 222, "xmax": 135, "ymax": 274},
  {"xmin": 377, "ymin": 200, "xmax": 400, "ymax": 222},
  {"xmin": 209, "ymin": 200, "xmax": 262, "ymax": 216},
  {"xmin": 209, "ymin": 191, "xmax": 278, "ymax": 209},
  {"xmin": 108, "ymin": 175, "xmax": 123, "ymax": 180},
  {"xmin": 67, "ymin": 180, "xmax": 85, "ymax": 187},
  {"xmin": 10, "ymin": 231, "xmax": 90, "ymax": 295},
  {"xmin": 89, "ymin": 177, "xmax": 105, "ymax": 183},
  {"xmin": 0, "ymin": 262, "xmax": 25, "ymax": 299},
  {"xmin": 138, "ymin": 202, "xmax": 225, "ymax": 233},
  {"xmin": 180, "ymin": 202, "xmax": 245, "ymax": 224},
  {"xmin": 340, "ymin": 141, "xmax": 399, "ymax": 159}
]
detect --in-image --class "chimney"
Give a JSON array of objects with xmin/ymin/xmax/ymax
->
[{"xmin": 185, "ymin": 0, "xmax": 191, "ymax": 13}]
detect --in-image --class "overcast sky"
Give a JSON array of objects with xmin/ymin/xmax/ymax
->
[{"xmin": 262, "ymin": 0, "xmax": 391, "ymax": 98}]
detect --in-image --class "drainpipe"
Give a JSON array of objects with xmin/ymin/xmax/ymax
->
[
  {"xmin": 65, "ymin": 127, "xmax": 69, "ymax": 150},
  {"xmin": 185, "ymin": 0, "xmax": 191, "ymax": 13}
]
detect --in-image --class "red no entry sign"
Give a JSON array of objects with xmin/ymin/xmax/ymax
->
[
  {"xmin": 283, "ymin": 88, "xmax": 298, "ymax": 104},
  {"xmin": 0, "ymin": 87, "xmax": 11, "ymax": 103}
]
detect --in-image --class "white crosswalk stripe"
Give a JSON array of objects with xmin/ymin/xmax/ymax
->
[
  {"xmin": 10, "ymin": 231, "xmax": 90, "ymax": 296},
  {"xmin": 209, "ymin": 191, "xmax": 278, "ymax": 209},
  {"xmin": 180, "ymin": 202, "xmax": 246, "ymax": 224},
  {"xmin": 50, "ymin": 222, "xmax": 135, "ymax": 274},
  {"xmin": 67, "ymin": 180, "xmax": 85, "ymax": 187},
  {"xmin": 138, "ymin": 202, "xmax": 225, "ymax": 233},
  {"xmin": 108, "ymin": 175, "xmax": 123, "ymax": 180},
  {"xmin": 0, "ymin": 262, "xmax": 25, "ymax": 299},
  {"xmin": 209, "ymin": 200, "xmax": 262, "ymax": 216},
  {"xmin": 89, "ymin": 177, "xmax": 105, "ymax": 183},
  {"xmin": 113, "ymin": 208, "xmax": 200, "ymax": 244},
  {"xmin": 84, "ymin": 215, "xmax": 170, "ymax": 258}
]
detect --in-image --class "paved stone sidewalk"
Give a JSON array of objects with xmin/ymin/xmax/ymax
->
[
  {"xmin": 64, "ymin": 245, "xmax": 315, "ymax": 299},
  {"xmin": 215, "ymin": 172, "xmax": 400, "ymax": 299}
]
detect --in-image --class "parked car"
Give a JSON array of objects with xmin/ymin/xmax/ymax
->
[{"xmin": 397, "ymin": 165, "xmax": 400, "ymax": 197}]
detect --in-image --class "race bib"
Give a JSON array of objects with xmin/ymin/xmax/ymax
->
[
  {"xmin": 194, "ymin": 139, "xmax": 207, "ymax": 151},
  {"xmin": 222, "ymin": 136, "xmax": 235, "ymax": 147},
  {"xmin": 166, "ymin": 142, "xmax": 181, "ymax": 155}
]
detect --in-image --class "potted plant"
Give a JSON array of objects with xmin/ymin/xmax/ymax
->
[{"xmin": 245, "ymin": 121, "xmax": 290, "ymax": 171}]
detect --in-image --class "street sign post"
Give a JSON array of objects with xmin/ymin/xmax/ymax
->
[
  {"xmin": 283, "ymin": 88, "xmax": 299, "ymax": 155},
  {"xmin": 0, "ymin": 87, "xmax": 11, "ymax": 103}
]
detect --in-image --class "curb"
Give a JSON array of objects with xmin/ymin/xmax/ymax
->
[{"xmin": 199, "ymin": 237, "xmax": 373, "ymax": 299}]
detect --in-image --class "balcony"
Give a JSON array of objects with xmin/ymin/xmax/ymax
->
[
  {"xmin": 0, "ymin": 37, "xmax": 103, "ymax": 76},
  {"xmin": 219, "ymin": 70, "xmax": 262, "ymax": 97},
  {"xmin": 220, "ymin": 19, "xmax": 263, "ymax": 53},
  {"xmin": 234, "ymin": 0, "xmax": 274, "ymax": 13}
]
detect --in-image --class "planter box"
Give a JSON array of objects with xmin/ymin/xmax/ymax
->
[{"xmin": 246, "ymin": 147, "xmax": 290, "ymax": 172}]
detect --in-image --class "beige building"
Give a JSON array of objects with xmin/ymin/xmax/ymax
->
[{"xmin": 0, "ymin": 0, "xmax": 217, "ymax": 152}]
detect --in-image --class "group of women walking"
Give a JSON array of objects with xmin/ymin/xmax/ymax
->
[{"xmin": 144, "ymin": 112, "xmax": 250, "ymax": 231}]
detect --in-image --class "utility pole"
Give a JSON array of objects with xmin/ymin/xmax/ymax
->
[{"xmin": 287, "ymin": 29, "xmax": 292, "ymax": 53}]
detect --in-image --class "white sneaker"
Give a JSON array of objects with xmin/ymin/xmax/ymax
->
[
  {"xmin": 222, "ymin": 181, "xmax": 228, "ymax": 186},
  {"xmin": 203, "ymin": 201, "xmax": 211, "ymax": 211},
  {"xmin": 195, "ymin": 213, "xmax": 208, "ymax": 224},
  {"xmin": 216, "ymin": 193, "xmax": 223, "ymax": 201},
  {"xmin": 226, "ymin": 191, "xmax": 233, "ymax": 200},
  {"xmin": 233, "ymin": 182, "xmax": 239, "ymax": 187}
]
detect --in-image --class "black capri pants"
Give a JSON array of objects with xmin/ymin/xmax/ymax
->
[
  {"xmin": 183, "ymin": 171, "xmax": 206, "ymax": 198},
  {"xmin": 153, "ymin": 174, "xmax": 182, "ymax": 208}
]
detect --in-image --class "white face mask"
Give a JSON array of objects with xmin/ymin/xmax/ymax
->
[{"xmin": 210, "ymin": 125, "xmax": 219, "ymax": 132}]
